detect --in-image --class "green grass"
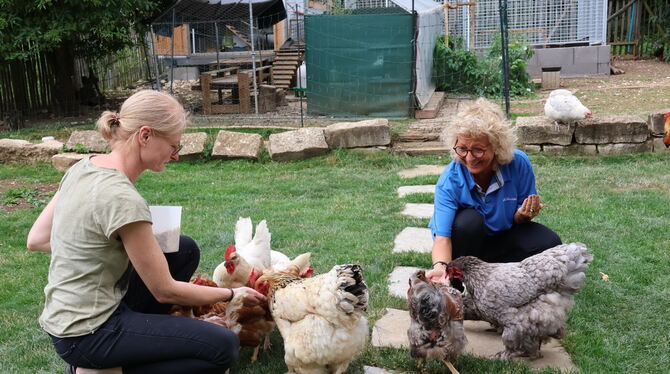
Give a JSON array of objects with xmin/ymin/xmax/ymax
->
[{"xmin": 1, "ymin": 150, "xmax": 669, "ymax": 373}]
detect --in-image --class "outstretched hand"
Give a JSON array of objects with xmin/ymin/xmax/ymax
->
[
  {"xmin": 426, "ymin": 267, "xmax": 451, "ymax": 285},
  {"xmin": 234, "ymin": 287, "xmax": 267, "ymax": 306},
  {"xmin": 517, "ymin": 194, "xmax": 545, "ymax": 221}
]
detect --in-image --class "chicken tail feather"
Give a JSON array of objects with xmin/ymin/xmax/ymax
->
[{"xmin": 336, "ymin": 264, "xmax": 368, "ymax": 314}]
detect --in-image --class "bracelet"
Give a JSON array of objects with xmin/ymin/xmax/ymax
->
[
  {"xmin": 224, "ymin": 288, "xmax": 234, "ymax": 302},
  {"xmin": 431, "ymin": 261, "xmax": 449, "ymax": 269}
]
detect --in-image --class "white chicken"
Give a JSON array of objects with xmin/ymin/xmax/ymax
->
[
  {"xmin": 254, "ymin": 264, "xmax": 369, "ymax": 374},
  {"xmin": 234, "ymin": 217, "xmax": 298, "ymax": 270},
  {"xmin": 544, "ymin": 89, "xmax": 592, "ymax": 130}
]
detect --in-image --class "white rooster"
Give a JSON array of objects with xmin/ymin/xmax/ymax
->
[{"xmin": 544, "ymin": 89, "xmax": 592, "ymax": 130}]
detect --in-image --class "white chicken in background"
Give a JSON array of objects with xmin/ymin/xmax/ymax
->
[
  {"xmin": 544, "ymin": 89, "xmax": 592, "ymax": 130},
  {"xmin": 234, "ymin": 217, "xmax": 297, "ymax": 270}
]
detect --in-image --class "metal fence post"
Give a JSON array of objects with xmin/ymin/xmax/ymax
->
[{"xmin": 498, "ymin": 0, "xmax": 510, "ymax": 119}]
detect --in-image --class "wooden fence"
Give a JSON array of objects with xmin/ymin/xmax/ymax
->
[
  {"xmin": 0, "ymin": 39, "xmax": 164, "ymax": 129},
  {"xmin": 608, "ymin": 0, "xmax": 668, "ymax": 58}
]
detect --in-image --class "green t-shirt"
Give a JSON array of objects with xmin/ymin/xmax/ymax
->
[{"xmin": 40, "ymin": 157, "xmax": 152, "ymax": 337}]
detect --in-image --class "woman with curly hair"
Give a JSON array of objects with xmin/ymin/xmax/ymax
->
[{"xmin": 426, "ymin": 98, "xmax": 561, "ymax": 286}]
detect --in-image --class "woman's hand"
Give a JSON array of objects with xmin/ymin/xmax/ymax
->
[
  {"xmin": 426, "ymin": 264, "xmax": 451, "ymax": 285},
  {"xmin": 515, "ymin": 194, "xmax": 545, "ymax": 223},
  {"xmin": 233, "ymin": 287, "xmax": 267, "ymax": 306}
]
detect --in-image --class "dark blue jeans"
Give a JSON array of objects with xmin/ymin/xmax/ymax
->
[
  {"xmin": 451, "ymin": 208, "xmax": 562, "ymax": 263},
  {"xmin": 49, "ymin": 235, "xmax": 240, "ymax": 373}
]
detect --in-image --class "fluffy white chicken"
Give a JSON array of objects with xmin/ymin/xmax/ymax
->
[
  {"xmin": 254, "ymin": 264, "xmax": 369, "ymax": 374},
  {"xmin": 446, "ymin": 242, "xmax": 592, "ymax": 359},
  {"xmin": 234, "ymin": 217, "xmax": 298, "ymax": 270},
  {"xmin": 544, "ymin": 89, "xmax": 592, "ymax": 129}
]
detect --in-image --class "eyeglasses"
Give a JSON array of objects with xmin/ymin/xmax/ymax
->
[
  {"xmin": 154, "ymin": 131, "xmax": 183, "ymax": 156},
  {"xmin": 453, "ymin": 146, "xmax": 487, "ymax": 158}
]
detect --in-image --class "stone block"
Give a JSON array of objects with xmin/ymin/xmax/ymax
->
[
  {"xmin": 324, "ymin": 119, "xmax": 391, "ymax": 149},
  {"xmin": 0, "ymin": 139, "xmax": 63, "ymax": 163},
  {"xmin": 598, "ymin": 141, "xmax": 653, "ymax": 155},
  {"xmin": 652, "ymin": 137, "xmax": 669, "ymax": 152},
  {"xmin": 66, "ymin": 130, "xmax": 108, "ymax": 153},
  {"xmin": 212, "ymin": 130, "xmax": 263, "ymax": 161},
  {"xmin": 178, "ymin": 132, "xmax": 207, "ymax": 160},
  {"xmin": 514, "ymin": 116, "xmax": 574, "ymax": 145},
  {"xmin": 52, "ymin": 153, "xmax": 89, "ymax": 171},
  {"xmin": 400, "ymin": 203, "xmax": 433, "ymax": 219},
  {"xmin": 517, "ymin": 144, "xmax": 542, "ymax": 153},
  {"xmin": 543, "ymin": 144, "xmax": 597, "ymax": 156},
  {"xmin": 574, "ymin": 115, "xmax": 648, "ymax": 144},
  {"xmin": 647, "ymin": 110, "xmax": 670, "ymax": 134},
  {"xmin": 268, "ymin": 127, "xmax": 329, "ymax": 161},
  {"xmin": 397, "ymin": 164, "xmax": 444, "ymax": 178},
  {"xmin": 388, "ymin": 266, "xmax": 420, "ymax": 299},
  {"xmin": 392, "ymin": 227, "xmax": 433, "ymax": 253}
]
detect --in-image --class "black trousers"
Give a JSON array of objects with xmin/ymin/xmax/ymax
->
[
  {"xmin": 49, "ymin": 235, "xmax": 240, "ymax": 374},
  {"xmin": 451, "ymin": 208, "xmax": 562, "ymax": 263}
]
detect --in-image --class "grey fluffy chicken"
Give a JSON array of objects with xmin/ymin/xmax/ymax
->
[
  {"xmin": 447, "ymin": 242, "xmax": 592, "ymax": 359},
  {"xmin": 407, "ymin": 269, "xmax": 467, "ymax": 374}
]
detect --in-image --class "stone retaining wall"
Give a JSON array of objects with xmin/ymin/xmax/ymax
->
[{"xmin": 515, "ymin": 112, "xmax": 668, "ymax": 155}]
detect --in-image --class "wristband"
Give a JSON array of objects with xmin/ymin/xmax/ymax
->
[
  {"xmin": 431, "ymin": 261, "xmax": 449, "ymax": 269},
  {"xmin": 225, "ymin": 288, "xmax": 235, "ymax": 302}
]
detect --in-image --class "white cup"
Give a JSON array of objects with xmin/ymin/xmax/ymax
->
[{"xmin": 149, "ymin": 206, "xmax": 182, "ymax": 253}]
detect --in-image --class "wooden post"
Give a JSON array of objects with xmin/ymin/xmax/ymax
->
[
  {"xmin": 238, "ymin": 72, "xmax": 251, "ymax": 114},
  {"xmin": 469, "ymin": 0, "xmax": 476, "ymax": 50},
  {"xmin": 200, "ymin": 73, "xmax": 212, "ymax": 115}
]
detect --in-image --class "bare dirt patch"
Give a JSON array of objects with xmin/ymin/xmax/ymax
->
[
  {"xmin": 512, "ymin": 59, "xmax": 670, "ymax": 118},
  {"xmin": 0, "ymin": 180, "xmax": 58, "ymax": 212}
]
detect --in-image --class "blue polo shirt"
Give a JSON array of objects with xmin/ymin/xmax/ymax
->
[{"xmin": 428, "ymin": 149, "xmax": 537, "ymax": 237}]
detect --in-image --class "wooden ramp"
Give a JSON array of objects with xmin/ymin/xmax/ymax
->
[{"xmin": 414, "ymin": 91, "xmax": 445, "ymax": 119}]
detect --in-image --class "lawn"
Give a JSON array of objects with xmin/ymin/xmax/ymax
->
[{"xmin": 1, "ymin": 149, "xmax": 669, "ymax": 373}]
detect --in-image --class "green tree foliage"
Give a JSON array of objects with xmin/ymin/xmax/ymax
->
[
  {"xmin": 433, "ymin": 33, "xmax": 535, "ymax": 98},
  {"xmin": 0, "ymin": 0, "xmax": 172, "ymax": 61}
]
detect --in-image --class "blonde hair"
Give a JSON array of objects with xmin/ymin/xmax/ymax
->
[
  {"xmin": 96, "ymin": 90, "xmax": 188, "ymax": 148},
  {"xmin": 441, "ymin": 97, "xmax": 517, "ymax": 165}
]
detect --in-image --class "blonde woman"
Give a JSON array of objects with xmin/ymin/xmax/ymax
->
[
  {"xmin": 27, "ymin": 90, "xmax": 265, "ymax": 374},
  {"xmin": 426, "ymin": 98, "xmax": 561, "ymax": 287}
]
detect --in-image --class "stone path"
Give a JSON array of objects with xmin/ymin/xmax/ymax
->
[
  {"xmin": 370, "ymin": 165, "xmax": 578, "ymax": 372},
  {"xmin": 400, "ymin": 203, "xmax": 433, "ymax": 219}
]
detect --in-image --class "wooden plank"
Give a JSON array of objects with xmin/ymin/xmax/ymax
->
[
  {"xmin": 238, "ymin": 71, "xmax": 251, "ymax": 114},
  {"xmin": 273, "ymin": 20, "xmax": 286, "ymax": 51},
  {"xmin": 200, "ymin": 73, "xmax": 212, "ymax": 114}
]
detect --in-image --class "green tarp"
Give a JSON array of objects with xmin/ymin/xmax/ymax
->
[{"xmin": 305, "ymin": 12, "xmax": 413, "ymax": 118}]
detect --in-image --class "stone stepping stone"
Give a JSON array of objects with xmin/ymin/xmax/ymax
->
[
  {"xmin": 392, "ymin": 227, "xmax": 432, "ymax": 254},
  {"xmin": 364, "ymin": 366, "xmax": 405, "ymax": 374},
  {"xmin": 388, "ymin": 266, "xmax": 421, "ymax": 298},
  {"xmin": 397, "ymin": 185, "xmax": 435, "ymax": 197},
  {"xmin": 400, "ymin": 203, "xmax": 433, "ymax": 219},
  {"xmin": 372, "ymin": 308, "xmax": 577, "ymax": 372},
  {"xmin": 397, "ymin": 164, "xmax": 444, "ymax": 179}
]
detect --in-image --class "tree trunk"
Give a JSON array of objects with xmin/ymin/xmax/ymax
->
[{"xmin": 45, "ymin": 40, "xmax": 79, "ymax": 116}]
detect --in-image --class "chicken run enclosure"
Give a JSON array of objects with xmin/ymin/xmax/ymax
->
[{"xmin": 147, "ymin": 0, "xmax": 609, "ymax": 118}]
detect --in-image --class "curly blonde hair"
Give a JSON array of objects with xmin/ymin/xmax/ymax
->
[
  {"xmin": 96, "ymin": 90, "xmax": 188, "ymax": 149},
  {"xmin": 440, "ymin": 97, "xmax": 517, "ymax": 165}
]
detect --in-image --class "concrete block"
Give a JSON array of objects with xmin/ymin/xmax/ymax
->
[
  {"xmin": 562, "ymin": 63, "xmax": 599, "ymax": 76},
  {"xmin": 543, "ymin": 144, "xmax": 597, "ymax": 156},
  {"xmin": 597, "ymin": 63, "xmax": 611, "ymax": 75},
  {"xmin": 169, "ymin": 66, "xmax": 200, "ymax": 81},
  {"xmin": 598, "ymin": 141, "xmax": 653, "ymax": 155},
  {"xmin": 514, "ymin": 116, "xmax": 574, "ymax": 145},
  {"xmin": 392, "ymin": 227, "xmax": 433, "ymax": 253},
  {"xmin": 575, "ymin": 115, "xmax": 648, "ymax": 144},
  {"xmin": 397, "ymin": 164, "xmax": 444, "ymax": 178},
  {"xmin": 597, "ymin": 45, "xmax": 611, "ymax": 63},
  {"xmin": 400, "ymin": 203, "xmax": 433, "ymax": 219},
  {"xmin": 574, "ymin": 46, "xmax": 598, "ymax": 64},
  {"xmin": 537, "ymin": 47, "xmax": 574, "ymax": 67}
]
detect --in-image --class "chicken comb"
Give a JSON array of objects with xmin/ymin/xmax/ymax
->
[
  {"xmin": 224, "ymin": 244, "xmax": 236, "ymax": 261},
  {"xmin": 193, "ymin": 273, "xmax": 203, "ymax": 285}
]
